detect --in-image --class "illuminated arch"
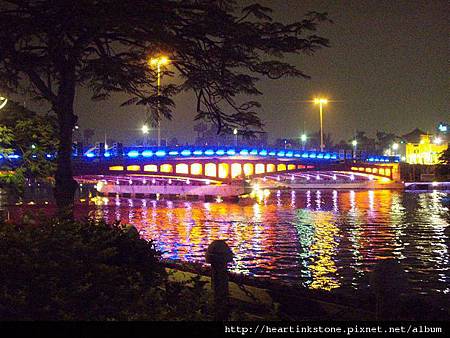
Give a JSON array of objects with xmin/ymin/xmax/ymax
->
[
  {"xmin": 255, "ymin": 163, "xmax": 265, "ymax": 174},
  {"xmin": 176, "ymin": 163, "xmax": 189, "ymax": 174},
  {"xmin": 160, "ymin": 164, "xmax": 173, "ymax": 173},
  {"xmin": 144, "ymin": 164, "xmax": 157, "ymax": 172},
  {"xmin": 277, "ymin": 164, "xmax": 286, "ymax": 171},
  {"xmin": 218, "ymin": 163, "xmax": 229, "ymax": 178},
  {"xmin": 231, "ymin": 163, "xmax": 242, "ymax": 178},
  {"xmin": 109, "ymin": 166, "xmax": 124, "ymax": 171},
  {"xmin": 190, "ymin": 163, "xmax": 203, "ymax": 175},
  {"xmin": 243, "ymin": 163, "xmax": 254, "ymax": 176},
  {"xmin": 287, "ymin": 164, "xmax": 296, "ymax": 170},
  {"xmin": 127, "ymin": 165, "xmax": 140, "ymax": 171},
  {"xmin": 205, "ymin": 163, "xmax": 217, "ymax": 177},
  {"xmin": 266, "ymin": 164, "xmax": 275, "ymax": 173}
]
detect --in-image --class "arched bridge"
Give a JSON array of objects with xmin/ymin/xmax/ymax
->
[{"xmin": 73, "ymin": 146, "xmax": 401, "ymax": 189}]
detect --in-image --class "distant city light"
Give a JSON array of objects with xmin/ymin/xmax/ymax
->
[
  {"xmin": 438, "ymin": 124, "xmax": 447, "ymax": 132},
  {"xmin": 392, "ymin": 143, "xmax": 399, "ymax": 150},
  {"xmin": 142, "ymin": 124, "xmax": 149, "ymax": 134},
  {"xmin": 433, "ymin": 137, "xmax": 442, "ymax": 145}
]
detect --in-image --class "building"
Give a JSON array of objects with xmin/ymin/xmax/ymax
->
[{"xmin": 405, "ymin": 134, "xmax": 448, "ymax": 165}]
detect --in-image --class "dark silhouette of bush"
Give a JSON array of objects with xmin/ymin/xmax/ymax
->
[{"xmin": 0, "ymin": 219, "xmax": 172, "ymax": 320}]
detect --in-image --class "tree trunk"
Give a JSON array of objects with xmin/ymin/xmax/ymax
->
[
  {"xmin": 53, "ymin": 87, "xmax": 78, "ymax": 218},
  {"xmin": 54, "ymin": 116, "xmax": 78, "ymax": 218}
]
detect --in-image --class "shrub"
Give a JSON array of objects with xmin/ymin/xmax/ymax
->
[{"xmin": 0, "ymin": 218, "xmax": 171, "ymax": 320}]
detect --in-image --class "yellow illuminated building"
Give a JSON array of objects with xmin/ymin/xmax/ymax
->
[{"xmin": 405, "ymin": 134, "xmax": 447, "ymax": 165}]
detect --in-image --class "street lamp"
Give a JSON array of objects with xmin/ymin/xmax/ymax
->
[
  {"xmin": 233, "ymin": 128, "xmax": 238, "ymax": 147},
  {"xmin": 142, "ymin": 124, "xmax": 149, "ymax": 145},
  {"xmin": 314, "ymin": 98, "xmax": 328, "ymax": 152},
  {"xmin": 0, "ymin": 96, "xmax": 7, "ymax": 110},
  {"xmin": 352, "ymin": 139, "xmax": 357, "ymax": 158},
  {"xmin": 149, "ymin": 56, "xmax": 170, "ymax": 147},
  {"xmin": 300, "ymin": 133, "xmax": 307, "ymax": 150}
]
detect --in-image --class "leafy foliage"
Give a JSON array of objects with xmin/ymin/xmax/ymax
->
[
  {"xmin": 0, "ymin": 0, "xmax": 330, "ymax": 212},
  {"xmin": 436, "ymin": 147, "xmax": 450, "ymax": 178},
  {"xmin": 0, "ymin": 0, "xmax": 330, "ymax": 134},
  {"xmin": 0, "ymin": 218, "xmax": 216, "ymax": 320},
  {"xmin": 0, "ymin": 100, "xmax": 57, "ymax": 195}
]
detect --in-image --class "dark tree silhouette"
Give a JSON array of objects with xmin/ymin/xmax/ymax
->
[
  {"xmin": 0, "ymin": 0, "xmax": 330, "ymax": 215},
  {"xmin": 83, "ymin": 129, "xmax": 95, "ymax": 146},
  {"xmin": 309, "ymin": 131, "xmax": 334, "ymax": 150}
]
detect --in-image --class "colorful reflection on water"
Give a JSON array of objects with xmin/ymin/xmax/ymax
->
[
  {"xmin": 8, "ymin": 189, "xmax": 450, "ymax": 294},
  {"xmin": 79, "ymin": 189, "xmax": 450, "ymax": 294}
]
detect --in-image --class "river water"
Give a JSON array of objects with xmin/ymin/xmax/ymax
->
[{"xmin": 4, "ymin": 189, "xmax": 450, "ymax": 295}]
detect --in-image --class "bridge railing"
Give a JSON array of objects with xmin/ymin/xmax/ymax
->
[
  {"xmin": 0, "ymin": 146, "xmax": 400, "ymax": 165},
  {"xmin": 75, "ymin": 146, "xmax": 400, "ymax": 164}
]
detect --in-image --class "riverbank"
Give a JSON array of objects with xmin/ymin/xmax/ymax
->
[{"xmin": 163, "ymin": 259, "xmax": 450, "ymax": 321}]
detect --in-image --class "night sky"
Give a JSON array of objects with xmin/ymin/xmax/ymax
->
[{"xmin": 33, "ymin": 0, "xmax": 450, "ymax": 144}]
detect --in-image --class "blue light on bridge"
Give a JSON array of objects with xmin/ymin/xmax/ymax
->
[
  {"xmin": 250, "ymin": 149, "xmax": 258, "ymax": 155},
  {"xmin": 294, "ymin": 153, "xmax": 301, "ymax": 157},
  {"xmin": 127, "ymin": 151, "xmax": 139, "ymax": 158},
  {"xmin": 168, "ymin": 151, "xmax": 179, "ymax": 156},
  {"xmin": 216, "ymin": 149, "xmax": 225, "ymax": 155},
  {"xmin": 309, "ymin": 153, "xmax": 316, "ymax": 158},
  {"xmin": 142, "ymin": 150, "xmax": 153, "ymax": 157},
  {"xmin": 204, "ymin": 150, "xmax": 215, "ymax": 156},
  {"xmin": 155, "ymin": 150, "xmax": 166, "ymax": 157},
  {"xmin": 193, "ymin": 150, "xmax": 203, "ymax": 155},
  {"xmin": 324, "ymin": 153, "xmax": 331, "ymax": 159},
  {"xmin": 259, "ymin": 150, "xmax": 268, "ymax": 156},
  {"xmin": 277, "ymin": 151, "xmax": 285, "ymax": 157},
  {"xmin": 181, "ymin": 150, "xmax": 191, "ymax": 156},
  {"xmin": 269, "ymin": 151, "xmax": 276, "ymax": 156},
  {"xmin": 240, "ymin": 149, "xmax": 249, "ymax": 155},
  {"xmin": 86, "ymin": 153, "xmax": 95, "ymax": 158},
  {"xmin": 9, "ymin": 154, "xmax": 20, "ymax": 159},
  {"xmin": 317, "ymin": 153, "xmax": 324, "ymax": 159},
  {"xmin": 301, "ymin": 153, "xmax": 308, "ymax": 158},
  {"xmin": 286, "ymin": 151, "xmax": 293, "ymax": 157},
  {"xmin": 227, "ymin": 149, "xmax": 236, "ymax": 155},
  {"xmin": 104, "ymin": 151, "xmax": 111, "ymax": 158}
]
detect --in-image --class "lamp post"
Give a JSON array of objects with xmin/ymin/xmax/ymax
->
[
  {"xmin": 142, "ymin": 124, "xmax": 149, "ymax": 145},
  {"xmin": 314, "ymin": 98, "xmax": 328, "ymax": 152},
  {"xmin": 233, "ymin": 128, "xmax": 238, "ymax": 147},
  {"xmin": 300, "ymin": 134, "xmax": 307, "ymax": 150},
  {"xmin": 352, "ymin": 139, "xmax": 357, "ymax": 158},
  {"xmin": 149, "ymin": 56, "xmax": 169, "ymax": 147},
  {"xmin": 392, "ymin": 142, "xmax": 399, "ymax": 156}
]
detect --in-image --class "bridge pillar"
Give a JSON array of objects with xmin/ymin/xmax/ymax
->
[{"xmin": 391, "ymin": 163, "xmax": 401, "ymax": 182}]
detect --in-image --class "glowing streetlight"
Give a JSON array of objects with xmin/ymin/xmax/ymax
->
[
  {"xmin": 148, "ymin": 55, "xmax": 170, "ymax": 147},
  {"xmin": 300, "ymin": 133, "xmax": 307, "ymax": 150},
  {"xmin": 314, "ymin": 97, "xmax": 328, "ymax": 152},
  {"xmin": 142, "ymin": 124, "xmax": 149, "ymax": 146},
  {"xmin": 433, "ymin": 137, "xmax": 442, "ymax": 145},
  {"xmin": 0, "ymin": 96, "xmax": 7, "ymax": 110},
  {"xmin": 233, "ymin": 128, "xmax": 238, "ymax": 146},
  {"xmin": 392, "ymin": 142, "xmax": 399, "ymax": 152},
  {"xmin": 352, "ymin": 139, "xmax": 357, "ymax": 158}
]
